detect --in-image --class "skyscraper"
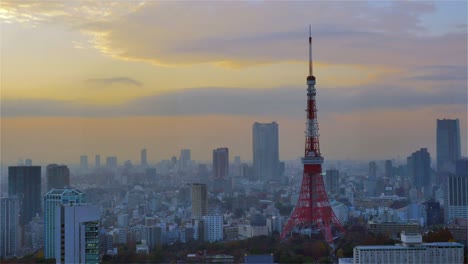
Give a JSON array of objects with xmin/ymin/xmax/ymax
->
[
  {"xmin": 179, "ymin": 149, "xmax": 191, "ymax": 171},
  {"xmin": 368, "ymin": 161, "xmax": 377, "ymax": 180},
  {"xmin": 325, "ymin": 169, "xmax": 340, "ymax": 195},
  {"xmin": 191, "ymin": 183, "xmax": 208, "ymax": 219},
  {"xmin": 55, "ymin": 203, "xmax": 99, "ymax": 264},
  {"xmin": 95, "ymin": 155, "xmax": 101, "ymax": 168},
  {"xmin": 213, "ymin": 148, "xmax": 229, "ymax": 180},
  {"xmin": 437, "ymin": 119, "xmax": 461, "ymax": 172},
  {"xmin": 0, "ymin": 197, "xmax": 19, "ymax": 259},
  {"xmin": 106, "ymin": 156, "xmax": 118, "ymax": 169},
  {"xmin": 141, "ymin": 148, "xmax": 148, "ymax": 167},
  {"xmin": 46, "ymin": 164, "xmax": 70, "ymax": 191},
  {"xmin": 8, "ymin": 166, "xmax": 41, "ymax": 225},
  {"xmin": 252, "ymin": 122, "xmax": 279, "ymax": 180},
  {"xmin": 444, "ymin": 158, "xmax": 468, "ymax": 223},
  {"xmin": 407, "ymin": 148, "xmax": 432, "ymax": 199},
  {"xmin": 44, "ymin": 188, "xmax": 85, "ymax": 259},
  {"xmin": 80, "ymin": 155, "xmax": 88, "ymax": 169},
  {"xmin": 385, "ymin": 160, "xmax": 393, "ymax": 178}
]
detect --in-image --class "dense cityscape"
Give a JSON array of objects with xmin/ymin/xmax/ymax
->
[{"xmin": 1, "ymin": 1, "xmax": 467, "ymax": 264}]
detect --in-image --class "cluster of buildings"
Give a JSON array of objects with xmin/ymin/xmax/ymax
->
[{"xmin": 0, "ymin": 119, "xmax": 466, "ymax": 262}]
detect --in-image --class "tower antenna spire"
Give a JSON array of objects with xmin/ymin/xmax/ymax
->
[{"xmin": 309, "ymin": 24, "xmax": 313, "ymax": 76}]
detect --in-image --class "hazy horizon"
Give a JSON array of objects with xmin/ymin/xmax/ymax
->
[{"xmin": 1, "ymin": 1, "xmax": 467, "ymax": 165}]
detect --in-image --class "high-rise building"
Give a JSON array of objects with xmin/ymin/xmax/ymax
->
[
  {"xmin": 444, "ymin": 159, "xmax": 468, "ymax": 223},
  {"xmin": 437, "ymin": 119, "xmax": 461, "ymax": 172},
  {"xmin": 8, "ymin": 166, "xmax": 41, "ymax": 225},
  {"xmin": 368, "ymin": 161, "xmax": 377, "ymax": 179},
  {"xmin": 106, "ymin": 156, "xmax": 118, "ymax": 169},
  {"xmin": 0, "ymin": 197, "xmax": 19, "ymax": 259},
  {"xmin": 191, "ymin": 183, "xmax": 208, "ymax": 219},
  {"xmin": 141, "ymin": 148, "xmax": 148, "ymax": 167},
  {"xmin": 179, "ymin": 149, "xmax": 191, "ymax": 170},
  {"xmin": 25, "ymin": 159, "xmax": 32, "ymax": 166},
  {"xmin": 202, "ymin": 215, "xmax": 223, "ymax": 242},
  {"xmin": 407, "ymin": 148, "xmax": 431, "ymax": 198},
  {"xmin": 80, "ymin": 155, "xmax": 88, "ymax": 169},
  {"xmin": 44, "ymin": 188, "xmax": 85, "ymax": 259},
  {"xmin": 213, "ymin": 148, "xmax": 229, "ymax": 180},
  {"xmin": 385, "ymin": 160, "xmax": 393, "ymax": 178},
  {"xmin": 95, "ymin": 155, "xmax": 101, "ymax": 168},
  {"xmin": 253, "ymin": 122, "xmax": 279, "ymax": 180},
  {"xmin": 325, "ymin": 169, "xmax": 340, "ymax": 195},
  {"xmin": 46, "ymin": 164, "xmax": 70, "ymax": 191},
  {"xmin": 55, "ymin": 203, "xmax": 99, "ymax": 264}
]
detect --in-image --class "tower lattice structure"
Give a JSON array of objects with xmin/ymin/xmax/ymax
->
[{"xmin": 280, "ymin": 27, "xmax": 345, "ymax": 243}]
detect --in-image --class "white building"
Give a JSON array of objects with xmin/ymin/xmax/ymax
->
[
  {"xmin": 44, "ymin": 188, "xmax": 85, "ymax": 259},
  {"xmin": 203, "ymin": 215, "xmax": 223, "ymax": 242},
  {"xmin": 55, "ymin": 203, "xmax": 100, "ymax": 264},
  {"xmin": 0, "ymin": 197, "xmax": 19, "ymax": 259},
  {"xmin": 445, "ymin": 173, "xmax": 468, "ymax": 223},
  {"xmin": 353, "ymin": 232, "xmax": 464, "ymax": 264},
  {"xmin": 238, "ymin": 224, "xmax": 268, "ymax": 240},
  {"xmin": 331, "ymin": 200, "xmax": 349, "ymax": 225}
]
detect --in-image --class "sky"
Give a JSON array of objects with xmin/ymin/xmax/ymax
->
[{"xmin": 0, "ymin": 1, "xmax": 467, "ymax": 165}]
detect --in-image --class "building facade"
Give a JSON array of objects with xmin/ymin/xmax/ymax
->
[
  {"xmin": 213, "ymin": 148, "xmax": 229, "ymax": 180},
  {"xmin": 44, "ymin": 188, "xmax": 85, "ymax": 259},
  {"xmin": 55, "ymin": 204, "xmax": 100, "ymax": 264},
  {"xmin": 191, "ymin": 183, "xmax": 208, "ymax": 219},
  {"xmin": 8, "ymin": 166, "xmax": 41, "ymax": 225},
  {"xmin": 353, "ymin": 233, "xmax": 463, "ymax": 264},
  {"xmin": 437, "ymin": 119, "xmax": 461, "ymax": 172},
  {"xmin": 46, "ymin": 164, "xmax": 70, "ymax": 191},
  {"xmin": 444, "ymin": 171, "xmax": 468, "ymax": 223},
  {"xmin": 407, "ymin": 148, "xmax": 431, "ymax": 198},
  {"xmin": 203, "ymin": 215, "xmax": 223, "ymax": 242},
  {"xmin": 253, "ymin": 122, "xmax": 279, "ymax": 181},
  {"xmin": 0, "ymin": 197, "xmax": 19, "ymax": 259}
]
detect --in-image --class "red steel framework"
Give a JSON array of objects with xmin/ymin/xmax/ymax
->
[{"xmin": 280, "ymin": 27, "xmax": 345, "ymax": 243}]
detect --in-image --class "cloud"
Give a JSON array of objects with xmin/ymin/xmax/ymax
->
[
  {"xmin": 2, "ymin": 82, "xmax": 466, "ymax": 118},
  {"xmin": 2, "ymin": 1, "xmax": 466, "ymax": 69},
  {"xmin": 407, "ymin": 65, "xmax": 468, "ymax": 81},
  {"xmin": 85, "ymin": 77, "xmax": 143, "ymax": 88}
]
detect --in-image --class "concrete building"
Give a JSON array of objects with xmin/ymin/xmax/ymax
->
[
  {"xmin": 80, "ymin": 155, "xmax": 88, "ymax": 169},
  {"xmin": 444, "ymin": 171, "xmax": 468, "ymax": 223},
  {"xmin": 0, "ymin": 197, "xmax": 19, "ymax": 259},
  {"xmin": 46, "ymin": 164, "xmax": 70, "ymax": 191},
  {"xmin": 191, "ymin": 183, "xmax": 208, "ymax": 219},
  {"xmin": 141, "ymin": 148, "xmax": 148, "ymax": 167},
  {"xmin": 203, "ymin": 215, "xmax": 223, "ymax": 242},
  {"xmin": 238, "ymin": 224, "xmax": 268, "ymax": 239},
  {"xmin": 353, "ymin": 232, "xmax": 463, "ymax": 264},
  {"xmin": 55, "ymin": 203, "xmax": 100, "ymax": 264},
  {"xmin": 437, "ymin": 119, "xmax": 461, "ymax": 172},
  {"xmin": 325, "ymin": 169, "xmax": 340, "ymax": 194},
  {"xmin": 367, "ymin": 221, "xmax": 420, "ymax": 238},
  {"xmin": 179, "ymin": 149, "xmax": 191, "ymax": 171},
  {"xmin": 44, "ymin": 188, "xmax": 85, "ymax": 259},
  {"xmin": 106, "ymin": 156, "xmax": 118, "ymax": 169},
  {"xmin": 213, "ymin": 148, "xmax": 229, "ymax": 180},
  {"xmin": 407, "ymin": 148, "xmax": 432, "ymax": 199},
  {"xmin": 95, "ymin": 155, "xmax": 101, "ymax": 168},
  {"xmin": 8, "ymin": 166, "xmax": 41, "ymax": 225},
  {"xmin": 253, "ymin": 122, "xmax": 279, "ymax": 180}
]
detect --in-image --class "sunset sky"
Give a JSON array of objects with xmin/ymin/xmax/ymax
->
[{"xmin": 1, "ymin": 1, "xmax": 467, "ymax": 165}]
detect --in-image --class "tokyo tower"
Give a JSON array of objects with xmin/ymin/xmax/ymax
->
[{"xmin": 280, "ymin": 26, "xmax": 345, "ymax": 243}]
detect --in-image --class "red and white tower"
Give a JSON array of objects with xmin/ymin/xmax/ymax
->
[{"xmin": 280, "ymin": 27, "xmax": 345, "ymax": 243}]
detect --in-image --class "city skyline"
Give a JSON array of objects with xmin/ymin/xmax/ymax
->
[{"xmin": 1, "ymin": 1, "xmax": 467, "ymax": 164}]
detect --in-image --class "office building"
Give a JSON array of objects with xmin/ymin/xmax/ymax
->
[
  {"xmin": 444, "ymin": 160, "xmax": 468, "ymax": 223},
  {"xmin": 55, "ymin": 203, "xmax": 100, "ymax": 264},
  {"xmin": 179, "ymin": 149, "xmax": 191, "ymax": 170},
  {"xmin": 203, "ymin": 215, "xmax": 223, "ymax": 242},
  {"xmin": 8, "ymin": 166, "xmax": 41, "ymax": 225},
  {"xmin": 353, "ymin": 232, "xmax": 463, "ymax": 264},
  {"xmin": 213, "ymin": 148, "xmax": 229, "ymax": 180},
  {"xmin": 141, "ymin": 148, "xmax": 148, "ymax": 167},
  {"xmin": 44, "ymin": 188, "xmax": 85, "ymax": 259},
  {"xmin": 407, "ymin": 148, "xmax": 431, "ymax": 198},
  {"xmin": 25, "ymin": 159, "xmax": 32, "ymax": 166},
  {"xmin": 191, "ymin": 183, "xmax": 208, "ymax": 219},
  {"xmin": 46, "ymin": 164, "xmax": 70, "ymax": 191},
  {"xmin": 80, "ymin": 155, "xmax": 88, "ymax": 169},
  {"xmin": 95, "ymin": 155, "xmax": 101, "ymax": 168},
  {"xmin": 367, "ymin": 221, "xmax": 420, "ymax": 237},
  {"xmin": 368, "ymin": 161, "xmax": 377, "ymax": 179},
  {"xmin": 106, "ymin": 156, "xmax": 118, "ymax": 168},
  {"xmin": 325, "ymin": 169, "xmax": 340, "ymax": 194},
  {"xmin": 253, "ymin": 122, "xmax": 279, "ymax": 180},
  {"xmin": 0, "ymin": 197, "xmax": 19, "ymax": 259},
  {"xmin": 385, "ymin": 160, "xmax": 393, "ymax": 178},
  {"xmin": 437, "ymin": 119, "xmax": 461, "ymax": 172}
]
